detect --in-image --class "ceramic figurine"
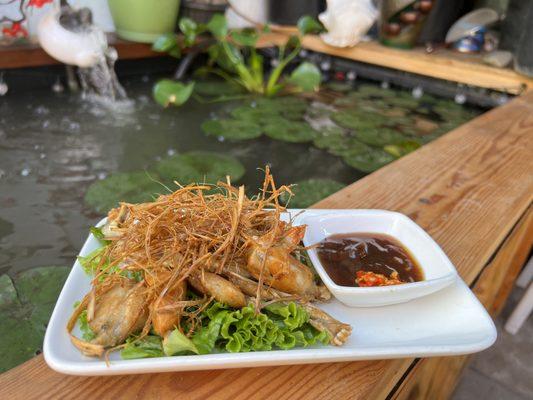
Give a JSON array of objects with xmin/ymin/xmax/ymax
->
[
  {"xmin": 318, "ymin": 0, "xmax": 378, "ymax": 48},
  {"xmin": 37, "ymin": 4, "xmax": 107, "ymax": 67}
]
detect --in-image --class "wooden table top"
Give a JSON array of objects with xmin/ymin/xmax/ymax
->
[{"xmin": 1, "ymin": 77, "xmax": 532, "ymax": 399}]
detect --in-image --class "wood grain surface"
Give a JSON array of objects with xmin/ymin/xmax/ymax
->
[
  {"xmin": 0, "ymin": 34, "xmax": 159, "ymax": 69},
  {"xmin": 1, "ymin": 74, "xmax": 532, "ymax": 400},
  {"xmin": 257, "ymin": 33, "xmax": 533, "ymax": 94},
  {"xmin": 392, "ymin": 205, "xmax": 533, "ymax": 400}
]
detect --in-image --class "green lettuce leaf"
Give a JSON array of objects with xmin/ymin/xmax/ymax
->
[
  {"xmin": 264, "ymin": 301, "xmax": 309, "ymax": 331},
  {"xmin": 163, "ymin": 329, "xmax": 199, "ymax": 356},
  {"xmin": 77, "ymin": 247, "xmax": 106, "ymax": 276},
  {"xmin": 89, "ymin": 226, "xmax": 110, "ymax": 245},
  {"xmin": 193, "ymin": 306, "xmax": 229, "ymax": 354},
  {"xmin": 78, "ymin": 309, "xmax": 96, "ymax": 341},
  {"xmin": 121, "ymin": 336, "xmax": 164, "ymax": 359}
]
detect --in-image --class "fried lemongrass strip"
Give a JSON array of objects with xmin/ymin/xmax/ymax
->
[{"xmin": 67, "ymin": 292, "xmax": 104, "ymax": 357}]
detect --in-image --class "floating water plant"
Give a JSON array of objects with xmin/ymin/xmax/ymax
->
[
  {"xmin": 152, "ymin": 14, "xmax": 322, "ymax": 107},
  {"xmin": 0, "ymin": 267, "xmax": 69, "ymax": 373},
  {"xmin": 85, "ymin": 172, "xmax": 165, "ymax": 214},
  {"xmin": 281, "ymin": 178, "xmax": 347, "ymax": 208},
  {"xmin": 342, "ymin": 149, "xmax": 396, "ymax": 173},
  {"xmin": 264, "ymin": 119, "xmax": 318, "ymax": 143},
  {"xmin": 85, "ymin": 152, "xmax": 245, "ymax": 213},
  {"xmin": 155, "ymin": 151, "xmax": 245, "ymax": 184},
  {"xmin": 201, "ymin": 118, "xmax": 263, "ymax": 141}
]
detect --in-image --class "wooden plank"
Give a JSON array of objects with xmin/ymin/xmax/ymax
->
[
  {"xmin": 257, "ymin": 33, "xmax": 533, "ymax": 94},
  {"xmin": 0, "ymin": 34, "xmax": 159, "ymax": 69},
  {"xmin": 0, "ymin": 87, "xmax": 532, "ymax": 400},
  {"xmin": 391, "ymin": 205, "xmax": 533, "ymax": 400}
]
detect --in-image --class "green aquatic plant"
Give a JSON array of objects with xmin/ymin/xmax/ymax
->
[
  {"xmin": 152, "ymin": 14, "xmax": 322, "ymax": 107},
  {"xmin": 85, "ymin": 172, "xmax": 164, "ymax": 214},
  {"xmin": 354, "ymin": 127, "xmax": 407, "ymax": 147},
  {"xmin": 85, "ymin": 152, "xmax": 245, "ymax": 213},
  {"xmin": 201, "ymin": 118, "xmax": 263, "ymax": 140},
  {"xmin": 0, "ymin": 267, "xmax": 70, "ymax": 373},
  {"xmin": 281, "ymin": 178, "xmax": 347, "ymax": 208},
  {"xmin": 331, "ymin": 110, "xmax": 379, "ymax": 131},
  {"xmin": 264, "ymin": 119, "xmax": 318, "ymax": 143},
  {"xmin": 202, "ymin": 96, "xmax": 311, "ymax": 142},
  {"xmin": 155, "ymin": 151, "xmax": 245, "ymax": 184},
  {"xmin": 342, "ymin": 149, "xmax": 396, "ymax": 173}
]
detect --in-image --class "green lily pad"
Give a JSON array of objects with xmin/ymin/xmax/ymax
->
[
  {"xmin": 16, "ymin": 267, "xmax": 70, "ymax": 333},
  {"xmin": 331, "ymin": 111, "xmax": 378, "ymax": 130},
  {"xmin": 264, "ymin": 119, "xmax": 318, "ymax": 143},
  {"xmin": 0, "ymin": 266, "xmax": 69, "ymax": 373},
  {"xmin": 334, "ymin": 138, "xmax": 373, "ymax": 157},
  {"xmin": 281, "ymin": 178, "xmax": 346, "ymax": 208},
  {"xmin": 156, "ymin": 151, "xmax": 245, "ymax": 185},
  {"xmin": 313, "ymin": 126, "xmax": 346, "ymax": 150},
  {"xmin": 0, "ymin": 317, "xmax": 43, "ymax": 373},
  {"xmin": 387, "ymin": 93, "xmax": 420, "ymax": 108},
  {"xmin": 354, "ymin": 127, "xmax": 407, "ymax": 147},
  {"xmin": 85, "ymin": 172, "xmax": 165, "ymax": 214},
  {"xmin": 254, "ymin": 97, "xmax": 308, "ymax": 114},
  {"xmin": 201, "ymin": 118, "xmax": 263, "ymax": 141},
  {"xmin": 343, "ymin": 148, "xmax": 396, "ymax": 173},
  {"xmin": 0, "ymin": 274, "xmax": 18, "ymax": 309},
  {"xmin": 230, "ymin": 106, "xmax": 279, "ymax": 123}
]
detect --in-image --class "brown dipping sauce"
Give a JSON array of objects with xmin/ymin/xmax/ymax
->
[{"xmin": 316, "ymin": 233, "xmax": 424, "ymax": 287}]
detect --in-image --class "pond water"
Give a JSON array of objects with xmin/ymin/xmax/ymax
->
[{"xmin": 0, "ymin": 74, "xmax": 483, "ymax": 371}]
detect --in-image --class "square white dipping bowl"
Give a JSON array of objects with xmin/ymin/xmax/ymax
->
[{"xmin": 301, "ymin": 210, "xmax": 458, "ymax": 307}]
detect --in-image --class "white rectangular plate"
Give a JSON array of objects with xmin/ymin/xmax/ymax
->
[{"xmin": 44, "ymin": 209, "xmax": 497, "ymax": 376}]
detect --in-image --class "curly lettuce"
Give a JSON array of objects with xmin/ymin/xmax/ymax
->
[
  {"xmin": 121, "ymin": 336, "xmax": 164, "ymax": 359},
  {"xmin": 163, "ymin": 302, "xmax": 330, "ymax": 357}
]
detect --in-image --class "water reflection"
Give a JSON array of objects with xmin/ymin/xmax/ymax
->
[{"xmin": 0, "ymin": 78, "xmax": 360, "ymax": 274}]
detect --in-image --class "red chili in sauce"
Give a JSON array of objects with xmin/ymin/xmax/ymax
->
[{"xmin": 316, "ymin": 233, "xmax": 424, "ymax": 287}]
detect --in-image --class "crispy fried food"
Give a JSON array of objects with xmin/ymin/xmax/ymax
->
[
  {"xmin": 87, "ymin": 279, "xmax": 148, "ymax": 347},
  {"xmin": 247, "ymin": 242, "xmax": 330, "ymax": 301},
  {"xmin": 68, "ymin": 168, "xmax": 351, "ymax": 356},
  {"xmin": 301, "ymin": 303, "xmax": 352, "ymax": 346},
  {"xmin": 188, "ymin": 270, "xmax": 246, "ymax": 308},
  {"xmin": 147, "ymin": 272, "xmax": 188, "ymax": 337}
]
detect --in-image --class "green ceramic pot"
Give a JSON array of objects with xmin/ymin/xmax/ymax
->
[{"xmin": 108, "ymin": 0, "xmax": 180, "ymax": 43}]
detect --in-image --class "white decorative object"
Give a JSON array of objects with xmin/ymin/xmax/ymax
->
[
  {"xmin": 226, "ymin": 0, "xmax": 268, "ymax": 29},
  {"xmin": 37, "ymin": 8, "xmax": 107, "ymax": 68},
  {"xmin": 319, "ymin": 0, "xmax": 378, "ymax": 48},
  {"xmin": 69, "ymin": 0, "xmax": 115, "ymax": 32},
  {"xmin": 0, "ymin": 0, "xmax": 24, "ymax": 22}
]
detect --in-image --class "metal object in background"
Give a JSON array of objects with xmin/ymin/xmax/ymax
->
[
  {"xmin": 181, "ymin": 0, "xmax": 228, "ymax": 24},
  {"xmin": 445, "ymin": 8, "xmax": 499, "ymax": 44},
  {"xmin": 299, "ymin": 49, "xmax": 516, "ymax": 108},
  {"xmin": 453, "ymin": 27, "xmax": 486, "ymax": 53}
]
